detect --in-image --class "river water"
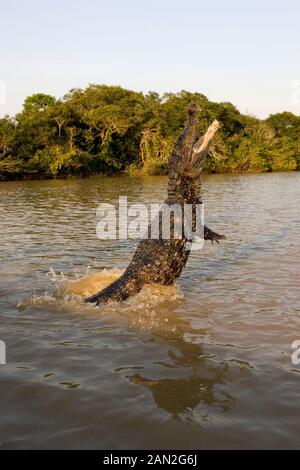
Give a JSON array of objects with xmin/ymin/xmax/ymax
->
[{"xmin": 0, "ymin": 172, "xmax": 300, "ymax": 449}]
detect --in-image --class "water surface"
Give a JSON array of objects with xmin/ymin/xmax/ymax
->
[{"xmin": 0, "ymin": 173, "xmax": 300, "ymax": 449}]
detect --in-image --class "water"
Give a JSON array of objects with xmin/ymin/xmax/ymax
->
[{"xmin": 0, "ymin": 173, "xmax": 300, "ymax": 449}]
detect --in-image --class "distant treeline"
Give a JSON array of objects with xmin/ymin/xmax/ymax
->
[{"xmin": 1, "ymin": 85, "xmax": 300, "ymax": 180}]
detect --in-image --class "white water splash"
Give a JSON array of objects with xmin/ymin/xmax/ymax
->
[{"xmin": 17, "ymin": 267, "xmax": 184, "ymax": 317}]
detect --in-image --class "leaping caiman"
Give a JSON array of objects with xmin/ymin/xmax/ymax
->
[{"xmin": 85, "ymin": 104, "xmax": 226, "ymax": 305}]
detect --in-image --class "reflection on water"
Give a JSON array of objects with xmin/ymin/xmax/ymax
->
[
  {"xmin": 0, "ymin": 173, "xmax": 300, "ymax": 449},
  {"xmin": 127, "ymin": 334, "xmax": 235, "ymax": 419}
]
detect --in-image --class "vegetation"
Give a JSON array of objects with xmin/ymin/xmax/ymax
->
[{"xmin": 0, "ymin": 85, "xmax": 299, "ymax": 180}]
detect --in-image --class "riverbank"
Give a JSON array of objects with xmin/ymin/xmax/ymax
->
[
  {"xmin": 0, "ymin": 166, "xmax": 298, "ymax": 182},
  {"xmin": 1, "ymin": 86, "xmax": 299, "ymax": 181}
]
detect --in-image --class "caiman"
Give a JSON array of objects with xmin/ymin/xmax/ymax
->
[{"xmin": 85, "ymin": 104, "xmax": 226, "ymax": 305}]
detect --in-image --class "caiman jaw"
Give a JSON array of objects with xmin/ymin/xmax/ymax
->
[
  {"xmin": 188, "ymin": 119, "xmax": 220, "ymax": 177},
  {"xmin": 167, "ymin": 110, "xmax": 220, "ymax": 199}
]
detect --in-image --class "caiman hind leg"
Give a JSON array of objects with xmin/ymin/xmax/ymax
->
[{"xmin": 204, "ymin": 225, "xmax": 226, "ymax": 244}]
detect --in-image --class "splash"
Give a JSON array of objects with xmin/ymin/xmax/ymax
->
[
  {"xmin": 18, "ymin": 267, "xmax": 184, "ymax": 317},
  {"xmin": 58, "ymin": 268, "xmax": 124, "ymax": 298}
]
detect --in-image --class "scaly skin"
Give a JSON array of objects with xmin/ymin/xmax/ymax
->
[{"xmin": 85, "ymin": 105, "xmax": 226, "ymax": 305}]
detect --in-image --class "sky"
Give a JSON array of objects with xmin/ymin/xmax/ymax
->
[{"xmin": 0, "ymin": 0, "xmax": 300, "ymax": 118}]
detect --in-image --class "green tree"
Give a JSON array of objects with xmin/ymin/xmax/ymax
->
[
  {"xmin": 23, "ymin": 93, "xmax": 56, "ymax": 113},
  {"xmin": 0, "ymin": 85, "xmax": 299, "ymax": 180}
]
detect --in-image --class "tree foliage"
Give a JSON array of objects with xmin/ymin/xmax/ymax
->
[{"xmin": 0, "ymin": 85, "xmax": 299, "ymax": 180}]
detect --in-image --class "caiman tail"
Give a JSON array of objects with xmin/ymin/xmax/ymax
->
[{"xmin": 85, "ymin": 272, "xmax": 142, "ymax": 304}]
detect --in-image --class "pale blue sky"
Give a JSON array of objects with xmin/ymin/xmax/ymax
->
[{"xmin": 1, "ymin": 0, "xmax": 300, "ymax": 118}]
